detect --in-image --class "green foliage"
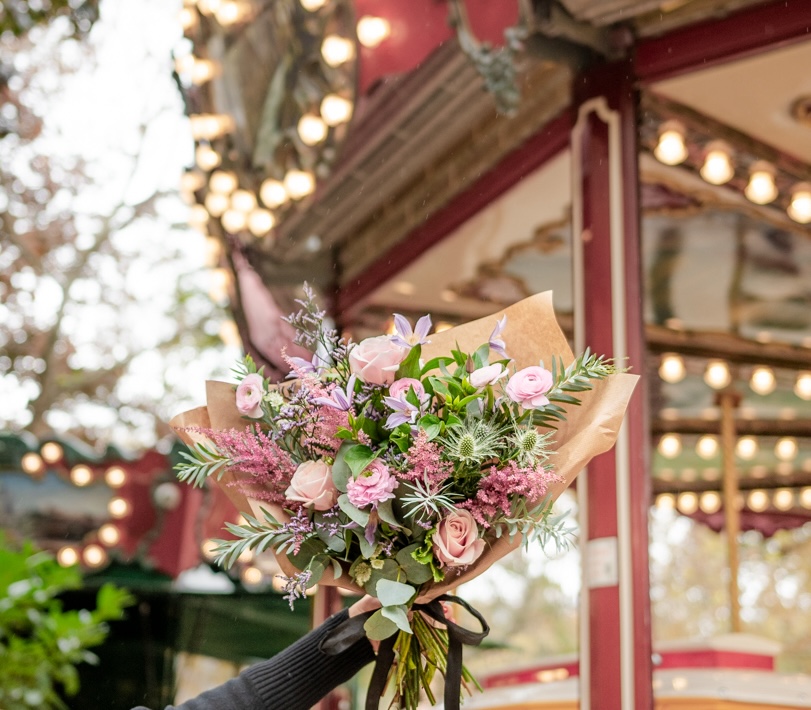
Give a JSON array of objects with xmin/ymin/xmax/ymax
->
[
  {"xmin": 0, "ymin": 0, "xmax": 100, "ymax": 37},
  {"xmin": 174, "ymin": 441, "xmax": 230, "ymax": 488},
  {"xmin": 0, "ymin": 535, "xmax": 133, "ymax": 710}
]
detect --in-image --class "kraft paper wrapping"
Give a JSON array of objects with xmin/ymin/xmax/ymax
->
[{"xmin": 170, "ymin": 292, "xmax": 637, "ymax": 599}]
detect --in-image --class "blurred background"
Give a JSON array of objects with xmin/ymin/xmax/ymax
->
[{"xmin": 1, "ymin": 0, "xmax": 811, "ymax": 708}]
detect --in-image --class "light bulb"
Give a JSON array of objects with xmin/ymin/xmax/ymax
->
[
  {"xmin": 230, "ymin": 189, "xmax": 257, "ymax": 213},
  {"xmin": 57, "ymin": 547, "xmax": 79, "ymax": 567},
  {"xmin": 749, "ymin": 366, "xmax": 776, "ymax": 395},
  {"xmin": 747, "ymin": 490, "xmax": 769, "ymax": 512},
  {"xmin": 696, "ymin": 435, "xmax": 719, "ymax": 460},
  {"xmin": 654, "ymin": 121, "xmax": 688, "ymax": 166},
  {"xmin": 83, "ymin": 544, "xmax": 107, "ymax": 568},
  {"xmin": 297, "ymin": 114, "xmax": 328, "ymax": 146},
  {"xmin": 204, "ymin": 192, "xmax": 229, "ymax": 218},
  {"xmin": 21, "ymin": 452, "xmax": 44, "ymax": 475},
  {"xmin": 197, "ymin": 0, "xmax": 221, "ymax": 14},
  {"xmin": 745, "ymin": 161, "xmax": 778, "ymax": 204},
  {"xmin": 321, "ymin": 35, "xmax": 355, "ymax": 67},
  {"xmin": 658, "ymin": 434, "xmax": 682, "ymax": 459},
  {"xmin": 215, "ymin": 1, "xmax": 243, "ymax": 25},
  {"xmin": 98, "ymin": 524, "xmax": 121, "ymax": 546},
  {"xmin": 659, "ymin": 353, "xmax": 686, "ymax": 384},
  {"xmin": 260, "ymin": 178, "xmax": 288, "ymax": 208},
  {"xmin": 189, "ymin": 204, "xmax": 209, "ymax": 229},
  {"xmin": 221, "ymin": 209, "xmax": 247, "ymax": 232},
  {"xmin": 735, "ymin": 436, "xmax": 758, "ymax": 460},
  {"xmin": 70, "ymin": 465, "xmax": 93, "ymax": 487},
  {"xmin": 357, "ymin": 16, "xmax": 391, "ymax": 48},
  {"xmin": 181, "ymin": 170, "xmax": 206, "ymax": 194},
  {"xmin": 190, "ymin": 58, "xmax": 218, "ymax": 85},
  {"xmin": 40, "ymin": 442, "xmax": 63, "ymax": 463},
  {"xmin": 209, "ymin": 170, "xmax": 238, "ymax": 195},
  {"xmin": 656, "ymin": 493, "xmax": 675, "ymax": 510},
  {"xmin": 677, "ymin": 492, "xmax": 698, "ymax": 515},
  {"xmin": 189, "ymin": 113, "xmax": 234, "ymax": 140},
  {"xmin": 704, "ymin": 360, "xmax": 731, "ymax": 389},
  {"xmin": 248, "ymin": 209, "xmax": 275, "ymax": 236},
  {"xmin": 795, "ymin": 371, "xmax": 811, "ymax": 400},
  {"xmin": 320, "ymin": 94, "xmax": 353, "ymax": 126},
  {"xmin": 699, "ymin": 491, "xmax": 721, "ymax": 514},
  {"xmin": 773, "ymin": 488, "xmax": 794, "ymax": 511},
  {"xmin": 699, "ymin": 142, "xmax": 734, "ymax": 185},
  {"xmin": 180, "ymin": 7, "xmax": 197, "ymax": 30},
  {"xmin": 788, "ymin": 183, "xmax": 811, "ymax": 224},
  {"xmin": 201, "ymin": 539, "xmax": 218, "ymax": 561},
  {"xmin": 195, "ymin": 144, "xmax": 221, "ymax": 171},
  {"xmin": 108, "ymin": 497, "xmax": 131, "ymax": 519},
  {"xmin": 241, "ymin": 565, "xmax": 264, "ymax": 588},
  {"xmin": 284, "ymin": 170, "xmax": 315, "ymax": 200},
  {"xmin": 104, "ymin": 466, "xmax": 127, "ymax": 488},
  {"xmin": 300, "ymin": 0, "xmax": 326, "ymax": 9},
  {"xmin": 800, "ymin": 487, "xmax": 811, "ymax": 509},
  {"xmin": 775, "ymin": 437, "xmax": 798, "ymax": 461}
]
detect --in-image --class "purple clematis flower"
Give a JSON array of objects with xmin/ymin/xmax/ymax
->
[
  {"xmin": 383, "ymin": 395, "xmax": 420, "ymax": 430},
  {"xmin": 286, "ymin": 352, "xmax": 325, "ymax": 379},
  {"xmin": 314, "ymin": 375, "xmax": 357, "ymax": 411},
  {"xmin": 489, "ymin": 315, "xmax": 509, "ymax": 358},
  {"xmin": 391, "ymin": 313, "xmax": 432, "ymax": 349}
]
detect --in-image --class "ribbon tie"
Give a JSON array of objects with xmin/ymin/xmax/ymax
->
[{"xmin": 320, "ymin": 594, "xmax": 489, "ymax": 710}]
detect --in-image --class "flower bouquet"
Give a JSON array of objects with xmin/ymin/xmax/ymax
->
[{"xmin": 170, "ymin": 288, "xmax": 637, "ymax": 710}]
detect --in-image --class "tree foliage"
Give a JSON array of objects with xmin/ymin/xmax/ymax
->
[
  {"xmin": 0, "ymin": 534, "xmax": 133, "ymax": 710},
  {"xmin": 0, "ymin": 0, "xmax": 100, "ymax": 38}
]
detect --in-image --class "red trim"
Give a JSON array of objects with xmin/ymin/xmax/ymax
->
[
  {"xmin": 335, "ymin": 109, "xmax": 573, "ymax": 313},
  {"xmin": 635, "ymin": 0, "xmax": 811, "ymax": 84},
  {"xmin": 658, "ymin": 650, "xmax": 774, "ymax": 672}
]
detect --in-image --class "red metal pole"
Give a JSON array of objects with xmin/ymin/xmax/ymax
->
[{"xmin": 571, "ymin": 60, "xmax": 653, "ymax": 710}]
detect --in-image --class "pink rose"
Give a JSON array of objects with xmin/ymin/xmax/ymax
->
[
  {"xmin": 349, "ymin": 336, "xmax": 407, "ymax": 386},
  {"xmin": 469, "ymin": 363, "xmax": 507, "ymax": 388},
  {"xmin": 285, "ymin": 460, "xmax": 338, "ymax": 511},
  {"xmin": 236, "ymin": 373, "xmax": 264, "ymax": 418},
  {"xmin": 346, "ymin": 459, "xmax": 398, "ymax": 509},
  {"xmin": 389, "ymin": 377, "xmax": 425, "ymax": 401},
  {"xmin": 433, "ymin": 509, "xmax": 485, "ymax": 568},
  {"xmin": 505, "ymin": 366, "xmax": 554, "ymax": 409}
]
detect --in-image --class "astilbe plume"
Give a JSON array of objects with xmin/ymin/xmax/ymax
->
[
  {"xmin": 302, "ymin": 405, "xmax": 349, "ymax": 458},
  {"xmin": 461, "ymin": 461, "xmax": 561, "ymax": 528},
  {"xmin": 400, "ymin": 430, "xmax": 453, "ymax": 483},
  {"xmin": 207, "ymin": 426, "xmax": 297, "ymax": 504}
]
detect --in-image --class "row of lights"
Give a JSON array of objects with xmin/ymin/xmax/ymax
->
[
  {"xmin": 658, "ymin": 433, "xmax": 802, "ymax": 462},
  {"xmin": 201, "ymin": 536, "xmax": 300, "ymax": 593},
  {"xmin": 657, "ymin": 486, "xmax": 811, "ymax": 515},
  {"xmin": 653, "ymin": 121, "xmax": 811, "ymax": 223},
  {"xmin": 659, "ymin": 353, "xmax": 811, "ymax": 399}
]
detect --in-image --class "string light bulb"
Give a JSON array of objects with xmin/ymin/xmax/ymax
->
[
  {"xmin": 659, "ymin": 353, "xmax": 686, "ymax": 384},
  {"xmin": 204, "ymin": 192, "xmax": 229, "ymax": 218},
  {"xmin": 21, "ymin": 452, "xmax": 44, "ymax": 475},
  {"xmin": 83, "ymin": 544, "xmax": 107, "ymax": 568},
  {"xmin": 704, "ymin": 360, "xmax": 731, "ymax": 390},
  {"xmin": 300, "ymin": 0, "xmax": 327, "ymax": 9},
  {"xmin": 744, "ymin": 161, "xmax": 778, "ymax": 204},
  {"xmin": 699, "ymin": 491, "xmax": 722, "ymax": 514},
  {"xmin": 57, "ymin": 547, "xmax": 79, "ymax": 567},
  {"xmin": 260, "ymin": 178, "xmax": 288, "ymax": 208},
  {"xmin": 699, "ymin": 141, "xmax": 734, "ymax": 185},
  {"xmin": 70, "ymin": 465, "xmax": 93, "ymax": 487},
  {"xmin": 677, "ymin": 492, "xmax": 698, "ymax": 515},
  {"xmin": 248, "ymin": 209, "xmax": 275, "ymax": 237},
  {"xmin": 230, "ymin": 189, "xmax": 257, "ymax": 213},
  {"xmin": 209, "ymin": 170, "xmax": 237, "ymax": 195},
  {"xmin": 297, "ymin": 114, "xmax": 328, "ymax": 146},
  {"xmin": 321, "ymin": 35, "xmax": 355, "ymax": 67},
  {"xmin": 775, "ymin": 437, "xmax": 798, "ymax": 461},
  {"xmin": 750, "ymin": 366, "xmax": 776, "ymax": 395},
  {"xmin": 104, "ymin": 466, "xmax": 127, "ymax": 488},
  {"xmin": 195, "ymin": 144, "xmax": 221, "ymax": 171},
  {"xmin": 788, "ymin": 183, "xmax": 811, "ymax": 224},
  {"xmin": 773, "ymin": 488, "xmax": 794, "ymax": 511},
  {"xmin": 215, "ymin": 1, "xmax": 244, "ymax": 25},
  {"xmin": 189, "ymin": 114, "xmax": 234, "ymax": 140},
  {"xmin": 98, "ymin": 524, "xmax": 121, "ymax": 546},
  {"xmin": 108, "ymin": 497, "xmax": 131, "ymax": 519},
  {"xmin": 654, "ymin": 121, "xmax": 688, "ymax": 166},
  {"xmin": 221, "ymin": 209, "xmax": 247, "ymax": 233},
  {"xmin": 40, "ymin": 442, "xmax": 63, "ymax": 463},
  {"xmin": 180, "ymin": 7, "xmax": 197, "ymax": 30},
  {"xmin": 320, "ymin": 94, "xmax": 353, "ymax": 126},
  {"xmin": 284, "ymin": 170, "xmax": 316, "ymax": 200},
  {"xmin": 357, "ymin": 16, "xmax": 391, "ymax": 48},
  {"xmin": 696, "ymin": 435, "xmax": 719, "ymax": 460},
  {"xmin": 747, "ymin": 490, "xmax": 769, "ymax": 512},
  {"xmin": 658, "ymin": 434, "xmax": 682, "ymax": 459},
  {"xmin": 795, "ymin": 371, "xmax": 811, "ymax": 400},
  {"xmin": 735, "ymin": 436, "xmax": 758, "ymax": 460}
]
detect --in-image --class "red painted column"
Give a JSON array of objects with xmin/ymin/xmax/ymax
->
[{"xmin": 571, "ymin": 61, "xmax": 653, "ymax": 710}]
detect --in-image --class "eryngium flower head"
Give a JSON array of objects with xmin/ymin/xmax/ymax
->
[
  {"xmin": 510, "ymin": 427, "xmax": 554, "ymax": 466},
  {"xmin": 441, "ymin": 418, "xmax": 504, "ymax": 465}
]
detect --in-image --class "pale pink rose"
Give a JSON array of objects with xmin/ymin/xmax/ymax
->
[
  {"xmin": 285, "ymin": 460, "xmax": 338, "ymax": 511},
  {"xmin": 469, "ymin": 363, "xmax": 508, "ymax": 388},
  {"xmin": 505, "ymin": 366, "xmax": 554, "ymax": 409},
  {"xmin": 433, "ymin": 509, "xmax": 485, "ymax": 568},
  {"xmin": 389, "ymin": 377, "xmax": 425, "ymax": 401},
  {"xmin": 235, "ymin": 373, "xmax": 264, "ymax": 418},
  {"xmin": 346, "ymin": 459, "xmax": 398, "ymax": 509},
  {"xmin": 348, "ymin": 336, "xmax": 407, "ymax": 386}
]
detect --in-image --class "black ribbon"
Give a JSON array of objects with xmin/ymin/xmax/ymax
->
[{"xmin": 320, "ymin": 594, "xmax": 489, "ymax": 710}]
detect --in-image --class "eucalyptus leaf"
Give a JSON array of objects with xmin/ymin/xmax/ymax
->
[
  {"xmin": 364, "ymin": 609, "xmax": 398, "ymax": 641},
  {"xmin": 376, "ymin": 499, "xmax": 403, "ymax": 530},
  {"xmin": 338, "ymin": 494, "xmax": 370, "ymax": 526},
  {"xmin": 352, "ymin": 527, "xmax": 377, "ymax": 558},
  {"xmin": 381, "ymin": 604, "xmax": 412, "ymax": 634},
  {"xmin": 332, "ymin": 442, "xmax": 354, "ymax": 492},
  {"xmin": 375, "ymin": 579, "xmax": 415, "ymax": 607}
]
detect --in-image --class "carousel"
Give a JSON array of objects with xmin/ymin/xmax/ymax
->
[{"xmin": 174, "ymin": 0, "xmax": 811, "ymax": 707}]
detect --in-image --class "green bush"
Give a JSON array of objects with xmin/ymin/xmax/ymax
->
[{"xmin": 0, "ymin": 535, "xmax": 133, "ymax": 710}]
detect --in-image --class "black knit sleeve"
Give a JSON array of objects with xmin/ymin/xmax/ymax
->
[{"xmin": 131, "ymin": 609, "xmax": 376, "ymax": 710}]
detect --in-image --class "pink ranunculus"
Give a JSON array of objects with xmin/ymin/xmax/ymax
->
[
  {"xmin": 348, "ymin": 336, "xmax": 407, "ymax": 386},
  {"xmin": 389, "ymin": 377, "xmax": 425, "ymax": 401},
  {"xmin": 285, "ymin": 460, "xmax": 338, "ymax": 511},
  {"xmin": 505, "ymin": 366, "xmax": 554, "ymax": 409},
  {"xmin": 235, "ymin": 373, "xmax": 265, "ymax": 418},
  {"xmin": 469, "ymin": 363, "xmax": 508, "ymax": 389},
  {"xmin": 433, "ymin": 509, "xmax": 485, "ymax": 568},
  {"xmin": 346, "ymin": 459, "xmax": 398, "ymax": 509}
]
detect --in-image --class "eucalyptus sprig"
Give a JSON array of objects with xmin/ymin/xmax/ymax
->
[{"xmin": 495, "ymin": 496, "xmax": 575, "ymax": 554}]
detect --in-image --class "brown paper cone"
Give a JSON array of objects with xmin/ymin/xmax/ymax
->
[{"xmin": 170, "ymin": 291, "xmax": 637, "ymax": 601}]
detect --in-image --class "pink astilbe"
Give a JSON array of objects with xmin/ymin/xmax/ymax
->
[
  {"xmin": 460, "ymin": 461, "xmax": 562, "ymax": 528},
  {"xmin": 301, "ymin": 405, "xmax": 349, "ymax": 458},
  {"xmin": 400, "ymin": 430, "xmax": 453, "ymax": 483},
  {"xmin": 206, "ymin": 426, "xmax": 297, "ymax": 505}
]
